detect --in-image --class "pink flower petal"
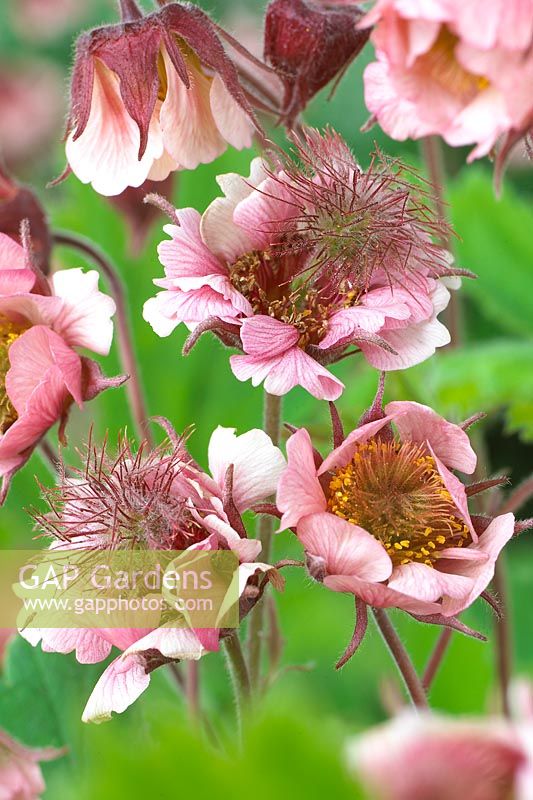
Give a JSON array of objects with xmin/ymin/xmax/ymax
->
[
  {"xmin": 81, "ymin": 654, "xmax": 151, "ymax": 723},
  {"xmin": 50, "ymin": 269, "xmax": 116, "ymax": 356},
  {"xmin": 232, "ymin": 173, "xmax": 298, "ymax": 251},
  {"xmin": 37, "ymin": 628, "xmax": 112, "ymax": 664},
  {"xmin": 66, "ymin": 60, "xmax": 161, "ymax": 196},
  {"xmin": 427, "ymin": 443, "xmax": 476, "ymax": 539},
  {"xmin": 318, "ymin": 416, "xmax": 396, "ymax": 475},
  {"xmin": 0, "ymin": 234, "xmax": 26, "ymax": 270},
  {"xmin": 160, "ymin": 48, "xmax": 226, "ymax": 170},
  {"xmin": 386, "ymin": 400, "xmax": 477, "ymax": 473},
  {"xmin": 209, "ymin": 74, "xmax": 254, "ymax": 150},
  {"xmin": 208, "ymin": 426, "xmax": 286, "ymax": 512},
  {"xmin": 388, "ymin": 561, "xmax": 473, "ymax": 603},
  {"xmin": 240, "ymin": 315, "xmax": 299, "ymax": 357},
  {"xmin": 158, "ymin": 208, "xmax": 227, "ymax": 280},
  {"xmin": 277, "ymin": 428, "xmax": 327, "ymax": 530},
  {"xmin": 298, "ymin": 512, "xmax": 393, "ymax": 582},
  {"xmin": 324, "ymin": 573, "xmax": 441, "ymax": 615}
]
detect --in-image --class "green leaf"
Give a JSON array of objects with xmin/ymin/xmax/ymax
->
[
  {"xmin": 0, "ymin": 637, "xmax": 106, "ymax": 752},
  {"xmin": 449, "ymin": 171, "xmax": 533, "ymax": 337}
]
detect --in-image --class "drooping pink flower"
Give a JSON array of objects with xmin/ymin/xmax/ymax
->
[
  {"xmin": 144, "ymin": 129, "xmax": 464, "ymax": 400},
  {"xmin": 277, "ymin": 393, "xmax": 515, "ymax": 652},
  {"xmin": 23, "ymin": 423, "xmax": 285, "ymax": 723},
  {"xmin": 362, "ymin": 0, "xmax": 533, "ymax": 164},
  {"xmin": 0, "ymin": 730, "xmax": 61, "ymax": 800},
  {"xmin": 65, "ymin": 1, "xmax": 260, "ymax": 196},
  {"xmin": 347, "ymin": 711, "xmax": 533, "ymax": 800},
  {"xmin": 0, "ymin": 233, "xmax": 118, "ymax": 500}
]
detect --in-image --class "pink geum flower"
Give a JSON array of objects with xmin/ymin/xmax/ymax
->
[
  {"xmin": 144, "ymin": 129, "xmax": 464, "ymax": 401},
  {"xmin": 0, "ymin": 232, "xmax": 117, "ymax": 501},
  {"xmin": 277, "ymin": 387, "xmax": 516, "ymax": 663},
  {"xmin": 22, "ymin": 423, "xmax": 285, "ymax": 723},
  {"xmin": 347, "ymin": 710, "xmax": 533, "ymax": 800},
  {"xmin": 64, "ymin": 0, "xmax": 261, "ymax": 196},
  {"xmin": 361, "ymin": 0, "xmax": 533, "ymax": 166},
  {"xmin": 0, "ymin": 731, "xmax": 61, "ymax": 800}
]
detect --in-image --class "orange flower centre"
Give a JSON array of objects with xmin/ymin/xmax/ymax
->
[{"xmin": 327, "ymin": 439, "xmax": 470, "ymax": 567}]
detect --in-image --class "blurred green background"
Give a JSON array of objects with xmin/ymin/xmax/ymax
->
[{"xmin": 1, "ymin": 1, "xmax": 532, "ymax": 797}]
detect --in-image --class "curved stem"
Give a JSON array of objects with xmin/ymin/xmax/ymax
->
[
  {"xmin": 373, "ymin": 608, "xmax": 429, "ymax": 709},
  {"xmin": 52, "ymin": 232, "xmax": 152, "ymax": 446},
  {"xmin": 493, "ymin": 557, "xmax": 512, "ymax": 717},
  {"xmin": 422, "ymin": 627, "xmax": 452, "ymax": 691},
  {"xmin": 420, "ymin": 136, "xmax": 462, "ymax": 347},
  {"xmin": 248, "ymin": 392, "xmax": 282, "ymax": 689}
]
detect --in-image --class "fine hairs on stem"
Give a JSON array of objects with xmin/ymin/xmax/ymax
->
[{"xmin": 373, "ymin": 608, "xmax": 428, "ymax": 709}]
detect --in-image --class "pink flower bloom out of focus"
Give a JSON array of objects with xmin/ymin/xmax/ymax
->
[
  {"xmin": 144, "ymin": 129, "xmax": 464, "ymax": 401},
  {"xmin": 362, "ymin": 0, "xmax": 533, "ymax": 162},
  {"xmin": 347, "ymin": 711, "xmax": 533, "ymax": 800},
  {"xmin": 277, "ymin": 395, "xmax": 514, "ymax": 650},
  {"xmin": 65, "ymin": 1, "xmax": 258, "ymax": 196},
  {"xmin": 23, "ymin": 423, "xmax": 285, "ymax": 722},
  {"xmin": 0, "ymin": 730, "xmax": 61, "ymax": 800},
  {"xmin": 0, "ymin": 233, "xmax": 117, "ymax": 500}
]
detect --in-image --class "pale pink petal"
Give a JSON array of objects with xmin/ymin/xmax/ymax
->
[
  {"xmin": 0, "ymin": 234, "xmax": 26, "ymax": 270},
  {"xmin": 388, "ymin": 561, "xmax": 473, "ymax": 602},
  {"xmin": 6, "ymin": 326, "xmax": 82, "ymax": 412},
  {"xmin": 50, "ymin": 269, "xmax": 116, "ymax": 356},
  {"xmin": 0, "ymin": 270, "xmax": 36, "ymax": 295},
  {"xmin": 37, "ymin": 628, "xmax": 112, "ymax": 664},
  {"xmin": 240, "ymin": 315, "xmax": 299, "ymax": 357},
  {"xmin": 200, "ymin": 513, "xmax": 262, "ymax": 562},
  {"xmin": 359, "ymin": 314, "xmax": 451, "ymax": 369},
  {"xmin": 81, "ymin": 654, "xmax": 151, "ymax": 723},
  {"xmin": 442, "ymin": 514, "xmax": 515, "ymax": 616},
  {"xmin": 160, "ymin": 48, "xmax": 226, "ymax": 170},
  {"xmin": 201, "ymin": 158, "xmax": 268, "ymax": 262},
  {"xmin": 428, "ymin": 444, "xmax": 476, "ymax": 538},
  {"xmin": 208, "ymin": 426, "xmax": 286, "ymax": 512},
  {"xmin": 158, "ymin": 209, "xmax": 227, "ymax": 280},
  {"xmin": 124, "ymin": 627, "xmax": 205, "ymax": 661},
  {"xmin": 298, "ymin": 513, "xmax": 393, "ymax": 582},
  {"xmin": 386, "ymin": 400, "xmax": 477, "ymax": 473},
  {"xmin": 277, "ymin": 428, "xmax": 327, "ymax": 530},
  {"xmin": 66, "ymin": 60, "xmax": 161, "ymax": 196},
  {"xmin": 318, "ymin": 416, "xmax": 396, "ymax": 475},
  {"xmin": 324, "ymin": 573, "xmax": 441, "ymax": 615},
  {"xmin": 209, "ymin": 74, "xmax": 254, "ymax": 150},
  {"xmin": 232, "ymin": 173, "xmax": 298, "ymax": 250},
  {"xmin": 143, "ymin": 283, "xmax": 246, "ymax": 336},
  {"xmin": 318, "ymin": 306, "xmax": 387, "ymax": 349}
]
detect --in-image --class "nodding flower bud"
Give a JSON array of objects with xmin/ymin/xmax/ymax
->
[
  {"xmin": 0, "ymin": 168, "xmax": 51, "ymax": 274},
  {"xmin": 264, "ymin": 0, "xmax": 370, "ymax": 125},
  {"xmin": 64, "ymin": 2, "xmax": 262, "ymax": 196}
]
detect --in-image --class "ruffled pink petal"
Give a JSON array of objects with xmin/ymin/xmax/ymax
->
[
  {"xmin": 159, "ymin": 48, "xmax": 226, "ymax": 170},
  {"xmin": 66, "ymin": 60, "xmax": 162, "ymax": 196},
  {"xmin": 318, "ymin": 306, "xmax": 387, "ymax": 349},
  {"xmin": 143, "ymin": 283, "xmax": 246, "ymax": 336},
  {"xmin": 387, "ymin": 561, "xmax": 473, "ymax": 603},
  {"xmin": 0, "ymin": 294, "xmax": 63, "ymax": 330},
  {"xmin": 386, "ymin": 400, "xmax": 477, "ymax": 473},
  {"xmin": 124, "ymin": 627, "xmax": 205, "ymax": 661},
  {"xmin": 81, "ymin": 654, "xmax": 151, "ymax": 723},
  {"xmin": 209, "ymin": 74, "xmax": 254, "ymax": 150},
  {"xmin": 277, "ymin": 428, "xmax": 327, "ymax": 530},
  {"xmin": 36, "ymin": 628, "xmax": 112, "ymax": 664},
  {"xmin": 201, "ymin": 158, "xmax": 268, "ymax": 262},
  {"xmin": 208, "ymin": 426, "xmax": 286, "ymax": 512},
  {"xmin": 298, "ymin": 513, "xmax": 393, "ymax": 582},
  {"xmin": 158, "ymin": 209, "xmax": 227, "ymax": 280},
  {"xmin": 240, "ymin": 315, "xmax": 299, "ymax": 357},
  {"xmin": 50, "ymin": 269, "xmax": 116, "ymax": 356},
  {"xmin": 0, "ymin": 234, "xmax": 26, "ymax": 270},
  {"xmin": 318, "ymin": 415, "xmax": 396, "ymax": 475},
  {"xmin": 359, "ymin": 313, "xmax": 451, "ymax": 370},
  {"xmin": 324, "ymin": 573, "xmax": 441, "ymax": 615},
  {"xmin": 231, "ymin": 346, "xmax": 344, "ymax": 400}
]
